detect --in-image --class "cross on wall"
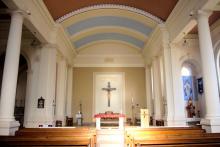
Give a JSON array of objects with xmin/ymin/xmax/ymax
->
[{"xmin": 102, "ymin": 82, "xmax": 116, "ymax": 107}]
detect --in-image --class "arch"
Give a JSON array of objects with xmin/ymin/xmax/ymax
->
[
  {"xmin": 180, "ymin": 58, "xmax": 201, "ymax": 76},
  {"xmin": 180, "ymin": 58, "xmax": 201, "ymax": 119},
  {"xmin": 70, "ymin": 26, "xmax": 147, "ymax": 41},
  {"xmin": 20, "ymin": 51, "xmax": 31, "ymax": 71},
  {"xmin": 74, "ymin": 33, "xmax": 145, "ymax": 49},
  {"xmin": 0, "ymin": 51, "xmax": 31, "ymax": 72},
  {"xmin": 56, "ymin": 4, "xmax": 163, "ymax": 24},
  {"xmin": 66, "ymin": 16, "xmax": 153, "ymax": 36}
]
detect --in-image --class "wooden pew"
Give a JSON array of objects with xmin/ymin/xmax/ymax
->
[
  {"xmin": 125, "ymin": 127, "xmax": 220, "ymax": 147},
  {"xmin": 0, "ymin": 127, "xmax": 96, "ymax": 147}
]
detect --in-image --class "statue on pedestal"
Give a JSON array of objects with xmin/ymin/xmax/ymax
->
[
  {"xmin": 186, "ymin": 97, "xmax": 195, "ymax": 118},
  {"xmin": 76, "ymin": 102, "xmax": 83, "ymax": 126}
]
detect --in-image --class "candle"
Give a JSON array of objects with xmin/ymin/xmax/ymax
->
[{"xmin": 131, "ymin": 97, "xmax": 134, "ymax": 103}]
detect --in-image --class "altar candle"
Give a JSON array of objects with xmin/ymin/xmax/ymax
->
[{"xmin": 131, "ymin": 97, "xmax": 134, "ymax": 104}]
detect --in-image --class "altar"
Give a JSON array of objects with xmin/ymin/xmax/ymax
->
[{"xmin": 94, "ymin": 112, "xmax": 125, "ymax": 130}]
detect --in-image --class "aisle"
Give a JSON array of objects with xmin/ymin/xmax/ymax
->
[{"xmin": 96, "ymin": 128, "xmax": 124, "ymax": 147}]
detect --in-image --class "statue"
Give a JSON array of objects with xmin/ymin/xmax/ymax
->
[
  {"xmin": 186, "ymin": 97, "xmax": 195, "ymax": 118},
  {"xmin": 140, "ymin": 109, "xmax": 149, "ymax": 128},
  {"xmin": 75, "ymin": 101, "xmax": 83, "ymax": 126}
]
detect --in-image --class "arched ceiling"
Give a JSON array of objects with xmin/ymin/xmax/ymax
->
[
  {"xmin": 43, "ymin": 1, "xmax": 179, "ymax": 52},
  {"xmin": 43, "ymin": 0, "xmax": 178, "ymax": 21},
  {"xmin": 60, "ymin": 8, "xmax": 157, "ymax": 51}
]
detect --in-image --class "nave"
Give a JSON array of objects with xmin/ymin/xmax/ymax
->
[{"xmin": 1, "ymin": 2, "xmax": 220, "ymax": 147}]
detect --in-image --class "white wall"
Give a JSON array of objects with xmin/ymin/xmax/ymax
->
[
  {"xmin": 170, "ymin": 38, "xmax": 205, "ymax": 120},
  {"xmin": 74, "ymin": 42, "xmax": 145, "ymax": 67}
]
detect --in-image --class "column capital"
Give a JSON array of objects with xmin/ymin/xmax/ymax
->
[
  {"xmin": 26, "ymin": 69, "xmax": 33, "ymax": 74},
  {"xmin": 158, "ymin": 23, "xmax": 168, "ymax": 33},
  {"xmin": 67, "ymin": 64, "xmax": 74, "ymax": 68},
  {"xmin": 153, "ymin": 55, "xmax": 159, "ymax": 59},
  {"xmin": 145, "ymin": 64, "xmax": 152, "ymax": 69},
  {"xmin": 56, "ymin": 53, "xmax": 67, "ymax": 64},
  {"xmin": 10, "ymin": 10, "xmax": 30, "ymax": 19},
  {"xmin": 169, "ymin": 42, "xmax": 177, "ymax": 49},
  {"xmin": 41, "ymin": 43, "xmax": 58, "ymax": 50},
  {"xmin": 196, "ymin": 10, "xmax": 212, "ymax": 19}
]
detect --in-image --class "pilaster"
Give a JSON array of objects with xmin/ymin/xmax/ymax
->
[
  {"xmin": 152, "ymin": 57, "xmax": 163, "ymax": 124},
  {"xmin": 24, "ymin": 44, "xmax": 57, "ymax": 127},
  {"xmin": 66, "ymin": 64, "xmax": 73, "ymax": 117},
  {"xmin": 55, "ymin": 55, "xmax": 68, "ymax": 126},
  {"xmin": 145, "ymin": 64, "xmax": 153, "ymax": 117}
]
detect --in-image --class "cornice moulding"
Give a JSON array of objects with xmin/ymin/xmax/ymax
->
[
  {"xmin": 76, "ymin": 54, "xmax": 143, "ymax": 58},
  {"xmin": 143, "ymin": 25, "xmax": 162, "ymax": 51},
  {"xmin": 56, "ymin": 24, "xmax": 77, "ymax": 56},
  {"xmin": 165, "ymin": 0, "xmax": 190, "ymax": 27},
  {"xmin": 56, "ymin": 4, "xmax": 163, "ymax": 24},
  {"xmin": 211, "ymin": 19, "xmax": 220, "ymax": 32},
  {"xmin": 73, "ymin": 63, "xmax": 145, "ymax": 68},
  {"xmin": 33, "ymin": 0, "xmax": 55, "ymax": 29},
  {"xmin": 165, "ymin": 0, "xmax": 208, "ymax": 43}
]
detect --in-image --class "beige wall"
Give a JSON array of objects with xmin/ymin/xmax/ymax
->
[{"xmin": 72, "ymin": 67, "xmax": 146, "ymax": 123}]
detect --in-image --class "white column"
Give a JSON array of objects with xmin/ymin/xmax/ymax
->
[
  {"xmin": 159, "ymin": 56, "xmax": 165, "ymax": 120},
  {"xmin": 96, "ymin": 118, "xmax": 101, "ymax": 130},
  {"xmin": 145, "ymin": 65, "xmax": 153, "ymax": 117},
  {"xmin": 0, "ymin": 11, "xmax": 23, "ymax": 135},
  {"xmin": 66, "ymin": 66, "xmax": 73, "ymax": 117},
  {"xmin": 55, "ymin": 56, "xmax": 67, "ymax": 126},
  {"xmin": 160, "ymin": 26, "xmax": 175, "ymax": 126},
  {"xmin": 119, "ymin": 117, "xmax": 124, "ymax": 130},
  {"xmin": 159, "ymin": 25, "xmax": 186, "ymax": 126},
  {"xmin": 23, "ymin": 69, "xmax": 33, "ymax": 127},
  {"xmin": 152, "ymin": 57, "xmax": 163, "ymax": 123},
  {"xmin": 162, "ymin": 44, "xmax": 175, "ymax": 126},
  {"xmin": 197, "ymin": 10, "xmax": 220, "ymax": 133}
]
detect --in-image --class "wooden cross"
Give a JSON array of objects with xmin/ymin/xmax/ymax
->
[{"xmin": 102, "ymin": 82, "xmax": 116, "ymax": 107}]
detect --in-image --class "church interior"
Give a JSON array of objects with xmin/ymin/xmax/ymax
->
[{"xmin": 1, "ymin": 0, "xmax": 220, "ymax": 146}]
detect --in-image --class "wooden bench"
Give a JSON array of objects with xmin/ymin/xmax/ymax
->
[
  {"xmin": 2, "ymin": 126, "xmax": 220, "ymax": 146},
  {"xmin": 0, "ymin": 127, "xmax": 96, "ymax": 147},
  {"xmin": 125, "ymin": 127, "xmax": 220, "ymax": 147}
]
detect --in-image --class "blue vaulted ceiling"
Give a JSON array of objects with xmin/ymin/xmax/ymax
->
[
  {"xmin": 66, "ymin": 16, "xmax": 153, "ymax": 50},
  {"xmin": 74, "ymin": 33, "xmax": 145, "ymax": 49},
  {"xmin": 66, "ymin": 16, "xmax": 152, "ymax": 36}
]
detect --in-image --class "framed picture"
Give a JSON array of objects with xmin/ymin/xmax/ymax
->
[
  {"xmin": 182, "ymin": 76, "xmax": 193, "ymax": 100},
  {"xmin": 197, "ymin": 78, "xmax": 203, "ymax": 94},
  {"xmin": 37, "ymin": 96, "xmax": 45, "ymax": 108}
]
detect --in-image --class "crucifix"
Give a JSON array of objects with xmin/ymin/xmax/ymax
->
[{"xmin": 102, "ymin": 82, "xmax": 116, "ymax": 107}]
